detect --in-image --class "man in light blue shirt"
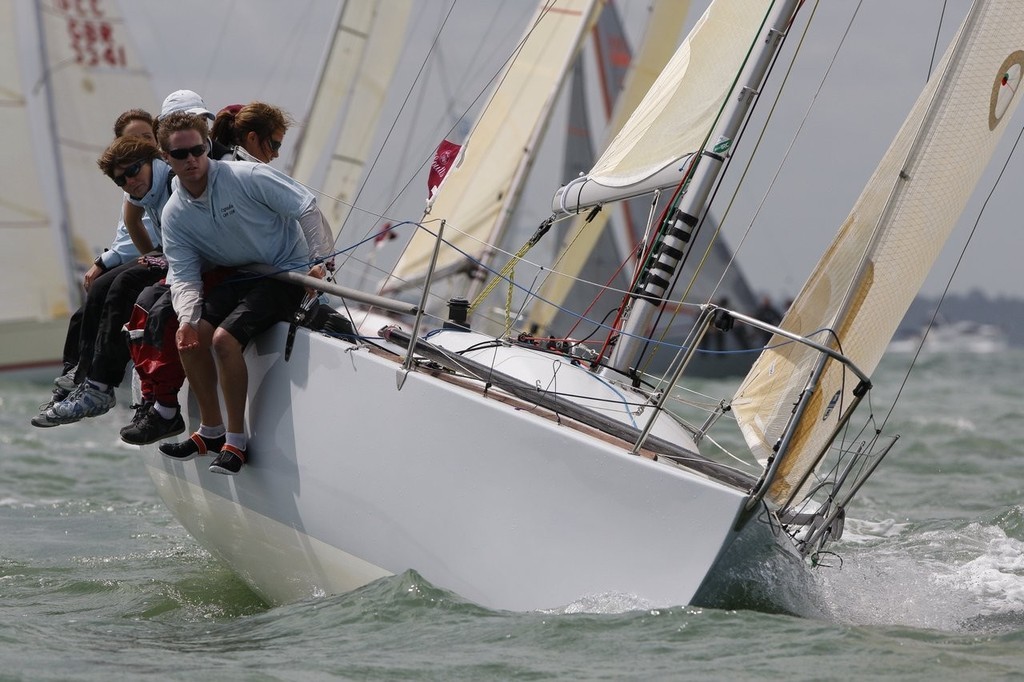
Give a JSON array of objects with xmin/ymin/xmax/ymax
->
[{"xmin": 157, "ymin": 111, "xmax": 331, "ymax": 475}]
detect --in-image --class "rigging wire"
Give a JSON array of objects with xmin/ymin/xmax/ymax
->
[{"xmin": 926, "ymin": 0, "xmax": 950, "ymax": 82}]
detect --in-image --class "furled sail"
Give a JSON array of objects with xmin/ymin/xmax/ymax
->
[
  {"xmin": 384, "ymin": 0, "xmax": 603, "ymax": 295},
  {"xmin": 551, "ymin": 0, "xmax": 770, "ymax": 212},
  {"xmin": 289, "ymin": 0, "xmax": 412, "ymax": 235},
  {"xmin": 731, "ymin": 0, "xmax": 1024, "ymax": 507}
]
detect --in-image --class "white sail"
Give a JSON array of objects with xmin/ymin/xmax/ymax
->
[
  {"xmin": 2, "ymin": 0, "xmax": 154, "ymax": 371},
  {"xmin": 384, "ymin": 0, "xmax": 603, "ymax": 294},
  {"xmin": 35, "ymin": 0, "xmax": 156, "ymax": 264},
  {"xmin": 0, "ymin": 0, "xmax": 71, "ymax": 370},
  {"xmin": 289, "ymin": 1, "xmax": 412, "ymax": 235},
  {"xmin": 552, "ymin": 0, "xmax": 770, "ymax": 211},
  {"xmin": 732, "ymin": 0, "xmax": 1024, "ymax": 507},
  {"xmin": 527, "ymin": 0, "xmax": 692, "ymax": 336}
]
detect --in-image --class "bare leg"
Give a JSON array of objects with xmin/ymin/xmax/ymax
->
[
  {"xmin": 178, "ymin": 320, "xmax": 223, "ymax": 427},
  {"xmin": 211, "ymin": 327, "xmax": 247, "ymax": 435}
]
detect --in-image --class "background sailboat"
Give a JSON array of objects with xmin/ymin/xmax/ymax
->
[{"xmin": 2, "ymin": 0, "xmax": 155, "ymax": 375}]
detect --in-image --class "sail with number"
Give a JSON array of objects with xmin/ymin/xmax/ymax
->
[
  {"xmin": 2, "ymin": 0, "xmax": 154, "ymax": 372},
  {"xmin": 731, "ymin": 0, "xmax": 1024, "ymax": 507}
]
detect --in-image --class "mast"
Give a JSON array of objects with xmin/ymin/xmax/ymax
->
[
  {"xmin": 32, "ymin": 0, "xmax": 80, "ymax": 310},
  {"xmin": 604, "ymin": 0, "xmax": 800, "ymax": 376}
]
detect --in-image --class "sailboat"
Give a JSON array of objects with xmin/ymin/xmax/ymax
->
[
  {"xmin": 140, "ymin": 0, "xmax": 1023, "ymax": 613},
  {"xmin": 1, "ymin": 0, "xmax": 156, "ymax": 376}
]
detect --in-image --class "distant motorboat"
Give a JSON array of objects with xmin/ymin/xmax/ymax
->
[{"xmin": 888, "ymin": 319, "xmax": 1009, "ymax": 354}]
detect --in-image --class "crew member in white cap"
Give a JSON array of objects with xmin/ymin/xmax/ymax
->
[{"xmin": 158, "ymin": 89, "xmax": 215, "ymax": 121}]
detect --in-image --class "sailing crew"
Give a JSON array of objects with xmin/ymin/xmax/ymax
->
[
  {"xmin": 120, "ymin": 100, "xmax": 308, "ymax": 446},
  {"xmin": 33, "ymin": 135, "xmax": 175, "ymax": 430},
  {"xmin": 31, "ymin": 109, "xmax": 161, "ymax": 425},
  {"xmin": 156, "ymin": 111, "xmax": 332, "ymax": 475}
]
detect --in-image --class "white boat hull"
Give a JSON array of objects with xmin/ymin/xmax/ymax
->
[
  {"xmin": 0, "ymin": 316, "xmax": 66, "ymax": 378},
  {"xmin": 143, "ymin": 323, "xmax": 761, "ymax": 611}
]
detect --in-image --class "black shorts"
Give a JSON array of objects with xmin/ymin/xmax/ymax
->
[{"xmin": 201, "ymin": 273, "xmax": 304, "ymax": 347}]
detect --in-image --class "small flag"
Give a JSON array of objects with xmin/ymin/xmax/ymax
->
[
  {"xmin": 428, "ymin": 139, "xmax": 462, "ymax": 199},
  {"xmin": 374, "ymin": 222, "xmax": 395, "ymax": 247}
]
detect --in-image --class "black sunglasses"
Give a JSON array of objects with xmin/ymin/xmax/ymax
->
[
  {"xmin": 267, "ymin": 138, "xmax": 282, "ymax": 152},
  {"xmin": 112, "ymin": 161, "xmax": 144, "ymax": 187},
  {"xmin": 167, "ymin": 143, "xmax": 208, "ymax": 160}
]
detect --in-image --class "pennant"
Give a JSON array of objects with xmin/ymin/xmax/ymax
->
[{"xmin": 427, "ymin": 139, "xmax": 462, "ymax": 199}]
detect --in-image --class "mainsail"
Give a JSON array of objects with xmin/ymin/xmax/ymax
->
[
  {"xmin": 1, "ymin": 0, "xmax": 68, "ymax": 327},
  {"xmin": 384, "ymin": 0, "xmax": 604, "ymax": 296},
  {"xmin": 288, "ymin": 0, "xmax": 413, "ymax": 236},
  {"xmin": 732, "ymin": 0, "xmax": 1024, "ymax": 507},
  {"xmin": 2, "ymin": 0, "xmax": 154, "ymax": 370}
]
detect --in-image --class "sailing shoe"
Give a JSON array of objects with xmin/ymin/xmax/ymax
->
[
  {"xmin": 120, "ymin": 405, "xmax": 185, "ymax": 445},
  {"xmin": 123, "ymin": 401, "xmax": 154, "ymax": 430},
  {"xmin": 53, "ymin": 367, "xmax": 78, "ymax": 393},
  {"xmin": 159, "ymin": 432, "xmax": 225, "ymax": 461},
  {"xmin": 46, "ymin": 382, "xmax": 115, "ymax": 424},
  {"xmin": 30, "ymin": 387, "xmax": 71, "ymax": 428},
  {"xmin": 209, "ymin": 444, "xmax": 246, "ymax": 475}
]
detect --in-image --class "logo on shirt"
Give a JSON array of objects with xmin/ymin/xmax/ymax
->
[{"xmin": 220, "ymin": 204, "xmax": 236, "ymax": 219}]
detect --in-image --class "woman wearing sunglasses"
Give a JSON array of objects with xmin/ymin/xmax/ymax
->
[{"xmin": 211, "ymin": 101, "xmax": 291, "ymax": 164}]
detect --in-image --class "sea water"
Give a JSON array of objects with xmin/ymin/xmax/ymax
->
[{"xmin": 1, "ymin": 350, "xmax": 1023, "ymax": 680}]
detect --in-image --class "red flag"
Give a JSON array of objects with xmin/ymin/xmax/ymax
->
[
  {"xmin": 373, "ymin": 222, "xmax": 395, "ymax": 247},
  {"xmin": 428, "ymin": 139, "xmax": 461, "ymax": 198}
]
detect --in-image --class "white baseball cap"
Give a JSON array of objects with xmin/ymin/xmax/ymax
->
[{"xmin": 159, "ymin": 89, "xmax": 215, "ymax": 120}]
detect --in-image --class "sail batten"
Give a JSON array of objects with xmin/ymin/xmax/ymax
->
[{"xmin": 732, "ymin": 0, "xmax": 1024, "ymax": 507}]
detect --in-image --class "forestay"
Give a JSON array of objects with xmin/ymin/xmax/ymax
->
[{"xmin": 731, "ymin": 0, "xmax": 1024, "ymax": 507}]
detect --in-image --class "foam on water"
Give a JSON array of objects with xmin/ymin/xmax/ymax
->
[{"xmin": 816, "ymin": 512, "xmax": 1024, "ymax": 632}]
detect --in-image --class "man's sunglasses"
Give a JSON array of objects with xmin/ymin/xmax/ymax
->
[
  {"xmin": 267, "ymin": 138, "xmax": 282, "ymax": 153},
  {"xmin": 112, "ymin": 161, "xmax": 144, "ymax": 187},
  {"xmin": 167, "ymin": 143, "xmax": 208, "ymax": 160}
]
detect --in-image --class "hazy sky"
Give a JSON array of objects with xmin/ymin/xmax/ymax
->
[{"xmin": 119, "ymin": 0, "xmax": 1020, "ymax": 301}]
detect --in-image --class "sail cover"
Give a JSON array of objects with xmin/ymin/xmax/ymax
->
[
  {"xmin": 385, "ymin": 0, "xmax": 603, "ymax": 293},
  {"xmin": 732, "ymin": 0, "xmax": 1024, "ymax": 507},
  {"xmin": 552, "ymin": 0, "xmax": 772, "ymax": 212}
]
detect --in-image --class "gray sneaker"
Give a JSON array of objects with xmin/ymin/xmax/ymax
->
[
  {"xmin": 46, "ymin": 382, "xmax": 115, "ymax": 424},
  {"xmin": 30, "ymin": 387, "xmax": 71, "ymax": 428},
  {"xmin": 53, "ymin": 367, "xmax": 78, "ymax": 393}
]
